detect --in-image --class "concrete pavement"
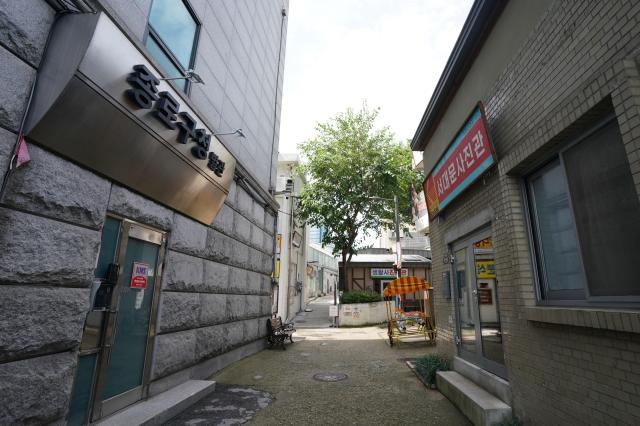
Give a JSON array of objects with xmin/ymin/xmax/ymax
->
[
  {"xmin": 292, "ymin": 295, "xmax": 335, "ymax": 328},
  {"xmin": 164, "ymin": 297, "xmax": 469, "ymax": 425}
]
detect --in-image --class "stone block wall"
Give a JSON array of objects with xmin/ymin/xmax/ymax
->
[
  {"xmin": 152, "ymin": 182, "xmax": 275, "ymax": 381},
  {"xmin": 0, "ymin": 1, "xmax": 282, "ymax": 424},
  {"xmin": 0, "ymin": 3, "xmax": 91, "ymax": 423},
  {"xmin": 428, "ymin": 1, "xmax": 640, "ymax": 424}
]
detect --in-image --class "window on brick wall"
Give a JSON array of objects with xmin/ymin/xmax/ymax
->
[
  {"xmin": 145, "ymin": 0, "xmax": 200, "ymax": 93},
  {"xmin": 526, "ymin": 117, "xmax": 640, "ymax": 305}
]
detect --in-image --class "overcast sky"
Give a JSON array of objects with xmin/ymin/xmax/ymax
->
[{"xmin": 278, "ymin": 0, "xmax": 474, "ymax": 154}]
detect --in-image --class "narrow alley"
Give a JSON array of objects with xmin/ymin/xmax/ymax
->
[
  {"xmin": 164, "ymin": 296, "xmax": 469, "ymax": 425},
  {"xmin": 4, "ymin": 2, "xmax": 640, "ymax": 425}
]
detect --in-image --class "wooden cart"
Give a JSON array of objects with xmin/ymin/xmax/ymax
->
[{"xmin": 384, "ymin": 276, "xmax": 436, "ymax": 346}]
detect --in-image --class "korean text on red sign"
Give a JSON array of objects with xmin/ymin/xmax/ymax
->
[
  {"xmin": 130, "ymin": 262, "xmax": 149, "ymax": 289},
  {"xmin": 424, "ymin": 105, "xmax": 496, "ymax": 219}
]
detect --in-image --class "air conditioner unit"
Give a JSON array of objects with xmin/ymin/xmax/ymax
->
[
  {"xmin": 276, "ymin": 176, "xmax": 288, "ymax": 192},
  {"xmin": 285, "ymin": 178, "xmax": 294, "ymax": 193},
  {"xmin": 275, "ymin": 177, "xmax": 294, "ymax": 193}
]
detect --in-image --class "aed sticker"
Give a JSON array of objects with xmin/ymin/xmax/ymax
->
[
  {"xmin": 131, "ymin": 262, "xmax": 149, "ymax": 289},
  {"xmin": 134, "ymin": 289, "xmax": 145, "ymax": 309}
]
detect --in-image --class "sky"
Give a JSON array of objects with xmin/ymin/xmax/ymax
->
[{"xmin": 278, "ymin": 0, "xmax": 474, "ymax": 154}]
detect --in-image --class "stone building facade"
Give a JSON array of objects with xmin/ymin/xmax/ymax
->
[
  {"xmin": 412, "ymin": 0, "xmax": 640, "ymax": 424},
  {"xmin": 0, "ymin": 0, "xmax": 287, "ymax": 424}
]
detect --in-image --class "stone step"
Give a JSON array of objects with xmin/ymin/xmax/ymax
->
[
  {"xmin": 436, "ymin": 371, "xmax": 512, "ymax": 426},
  {"xmin": 453, "ymin": 356, "xmax": 512, "ymax": 405},
  {"xmin": 95, "ymin": 379, "xmax": 216, "ymax": 426}
]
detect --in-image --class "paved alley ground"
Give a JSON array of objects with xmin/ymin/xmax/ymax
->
[{"xmin": 165, "ymin": 297, "xmax": 469, "ymax": 425}]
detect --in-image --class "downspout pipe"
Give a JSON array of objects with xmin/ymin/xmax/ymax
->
[{"xmin": 268, "ymin": 6, "xmax": 288, "ymax": 315}]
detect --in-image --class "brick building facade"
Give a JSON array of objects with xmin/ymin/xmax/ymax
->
[
  {"xmin": 412, "ymin": 0, "xmax": 640, "ymax": 424},
  {"xmin": 0, "ymin": 0, "xmax": 287, "ymax": 424}
]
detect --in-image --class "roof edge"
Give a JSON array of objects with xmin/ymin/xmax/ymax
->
[{"xmin": 410, "ymin": 0, "xmax": 507, "ymax": 151}]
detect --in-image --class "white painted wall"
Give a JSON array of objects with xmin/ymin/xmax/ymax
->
[{"xmin": 338, "ymin": 301, "xmax": 387, "ymax": 326}]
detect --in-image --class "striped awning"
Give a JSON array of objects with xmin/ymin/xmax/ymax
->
[{"xmin": 383, "ymin": 276, "xmax": 430, "ymax": 297}]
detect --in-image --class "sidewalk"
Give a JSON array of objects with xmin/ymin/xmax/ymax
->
[
  {"xmin": 292, "ymin": 295, "xmax": 335, "ymax": 328},
  {"xmin": 165, "ymin": 299, "xmax": 469, "ymax": 425}
]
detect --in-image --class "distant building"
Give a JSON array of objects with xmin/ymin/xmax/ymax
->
[
  {"xmin": 306, "ymin": 243, "xmax": 339, "ymax": 297},
  {"xmin": 274, "ymin": 153, "xmax": 308, "ymax": 321},
  {"xmin": 339, "ymin": 253, "xmax": 431, "ymax": 295},
  {"xmin": 308, "ymin": 226, "xmax": 327, "ymax": 245},
  {"xmin": 374, "ymin": 227, "xmax": 431, "ymax": 251}
]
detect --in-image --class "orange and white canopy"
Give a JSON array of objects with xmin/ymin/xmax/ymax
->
[{"xmin": 383, "ymin": 276, "xmax": 430, "ymax": 297}]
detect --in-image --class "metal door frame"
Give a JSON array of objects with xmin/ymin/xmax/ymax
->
[
  {"xmin": 451, "ymin": 227, "xmax": 507, "ymax": 379},
  {"xmin": 91, "ymin": 218, "xmax": 167, "ymax": 421}
]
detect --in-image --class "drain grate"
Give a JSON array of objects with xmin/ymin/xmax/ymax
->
[{"xmin": 313, "ymin": 373, "xmax": 348, "ymax": 382}]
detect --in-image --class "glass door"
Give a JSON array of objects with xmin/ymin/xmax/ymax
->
[
  {"xmin": 452, "ymin": 230, "xmax": 506, "ymax": 378},
  {"xmin": 65, "ymin": 219, "xmax": 167, "ymax": 423},
  {"xmin": 454, "ymin": 247, "xmax": 477, "ymax": 355}
]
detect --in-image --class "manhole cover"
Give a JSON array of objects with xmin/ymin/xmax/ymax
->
[{"xmin": 313, "ymin": 373, "xmax": 348, "ymax": 382}]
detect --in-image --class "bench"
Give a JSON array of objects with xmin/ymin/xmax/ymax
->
[{"xmin": 267, "ymin": 316, "xmax": 296, "ymax": 350}]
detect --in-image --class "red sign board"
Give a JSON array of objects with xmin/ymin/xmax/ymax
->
[
  {"xmin": 424, "ymin": 104, "xmax": 496, "ymax": 219},
  {"xmin": 478, "ymin": 288, "xmax": 493, "ymax": 304},
  {"xmin": 130, "ymin": 262, "xmax": 149, "ymax": 289}
]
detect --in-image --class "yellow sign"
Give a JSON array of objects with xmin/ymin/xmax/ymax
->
[
  {"xmin": 476, "ymin": 261, "xmax": 496, "ymax": 279},
  {"xmin": 276, "ymin": 234, "xmax": 282, "ymax": 254},
  {"xmin": 275, "ymin": 258, "xmax": 280, "ymax": 279},
  {"xmin": 474, "ymin": 238, "xmax": 493, "ymax": 249}
]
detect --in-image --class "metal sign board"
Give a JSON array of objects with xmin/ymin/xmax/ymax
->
[
  {"xmin": 424, "ymin": 104, "xmax": 496, "ymax": 219},
  {"xmin": 24, "ymin": 12, "xmax": 236, "ymax": 225},
  {"xmin": 329, "ymin": 305, "xmax": 338, "ymax": 317}
]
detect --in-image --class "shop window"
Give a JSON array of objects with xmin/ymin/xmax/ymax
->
[
  {"xmin": 526, "ymin": 117, "xmax": 640, "ymax": 305},
  {"xmin": 145, "ymin": 0, "xmax": 199, "ymax": 92}
]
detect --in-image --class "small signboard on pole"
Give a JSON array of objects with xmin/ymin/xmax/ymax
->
[{"xmin": 329, "ymin": 305, "xmax": 338, "ymax": 317}]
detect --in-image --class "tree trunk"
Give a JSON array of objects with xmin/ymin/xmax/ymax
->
[{"xmin": 341, "ymin": 250, "xmax": 348, "ymax": 293}]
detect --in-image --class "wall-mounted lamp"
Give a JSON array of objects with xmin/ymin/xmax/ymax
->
[
  {"xmin": 159, "ymin": 69, "xmax": 205, "ymax": 85},
  {"xmin": 213, "ymin": 129, "xmax": 245, "ymax": 138}
]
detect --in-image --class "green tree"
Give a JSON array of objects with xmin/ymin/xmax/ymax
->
[{"xmin": 297, "ymin": 104, "xmax": 421, "ymax": 289}]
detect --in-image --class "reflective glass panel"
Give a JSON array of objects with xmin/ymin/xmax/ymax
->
[
  {"xmin": 455, "ymin": 248, "xmax": 476, "ymax": 353},
  {"xmin": 473, "ymin": 237, "xmax": 504, "ymax": 365},
  {"xmin": 144, "ymin": 36, "xmax": 187, "ymax": 91},
  {"xmin": 67, "ymin": 353, "xmax": 99, "ymax": 426},
  {"xmin": 530, "ymin": 161, "xmax": 585, "ymax": 292},
  {"xmin": 103, "ymin": 237, "xmax": 159, "ymax": 400},
  {"xmin": 564, "ymin": 121, "xmax": 640, "ymax": 296},
  {"xmin": 148, "ymin": 0, "xmax": 197, "ymax": 68}
]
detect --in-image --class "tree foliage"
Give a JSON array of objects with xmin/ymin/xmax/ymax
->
[{"xmin": 297, "ymin": 104, "xmax": 421, "ymax": 283}]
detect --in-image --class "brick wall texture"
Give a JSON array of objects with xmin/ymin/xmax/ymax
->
[
  {"xmin": 428, "ymin": 1, "xmax": 640, "ymax": 424},
  {"xmin": 0, "ymin": 1, "xmax": 285, "ymax": 424}
]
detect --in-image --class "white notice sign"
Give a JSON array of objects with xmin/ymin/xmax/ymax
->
[{"xmin": 329, "ymin": 305, "xmax": 338, "ymax": 317}]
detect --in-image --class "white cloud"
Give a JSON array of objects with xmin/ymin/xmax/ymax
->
[{"xmin": 279, "ymin": 0, "xmax": 473, "ymax": 153}]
